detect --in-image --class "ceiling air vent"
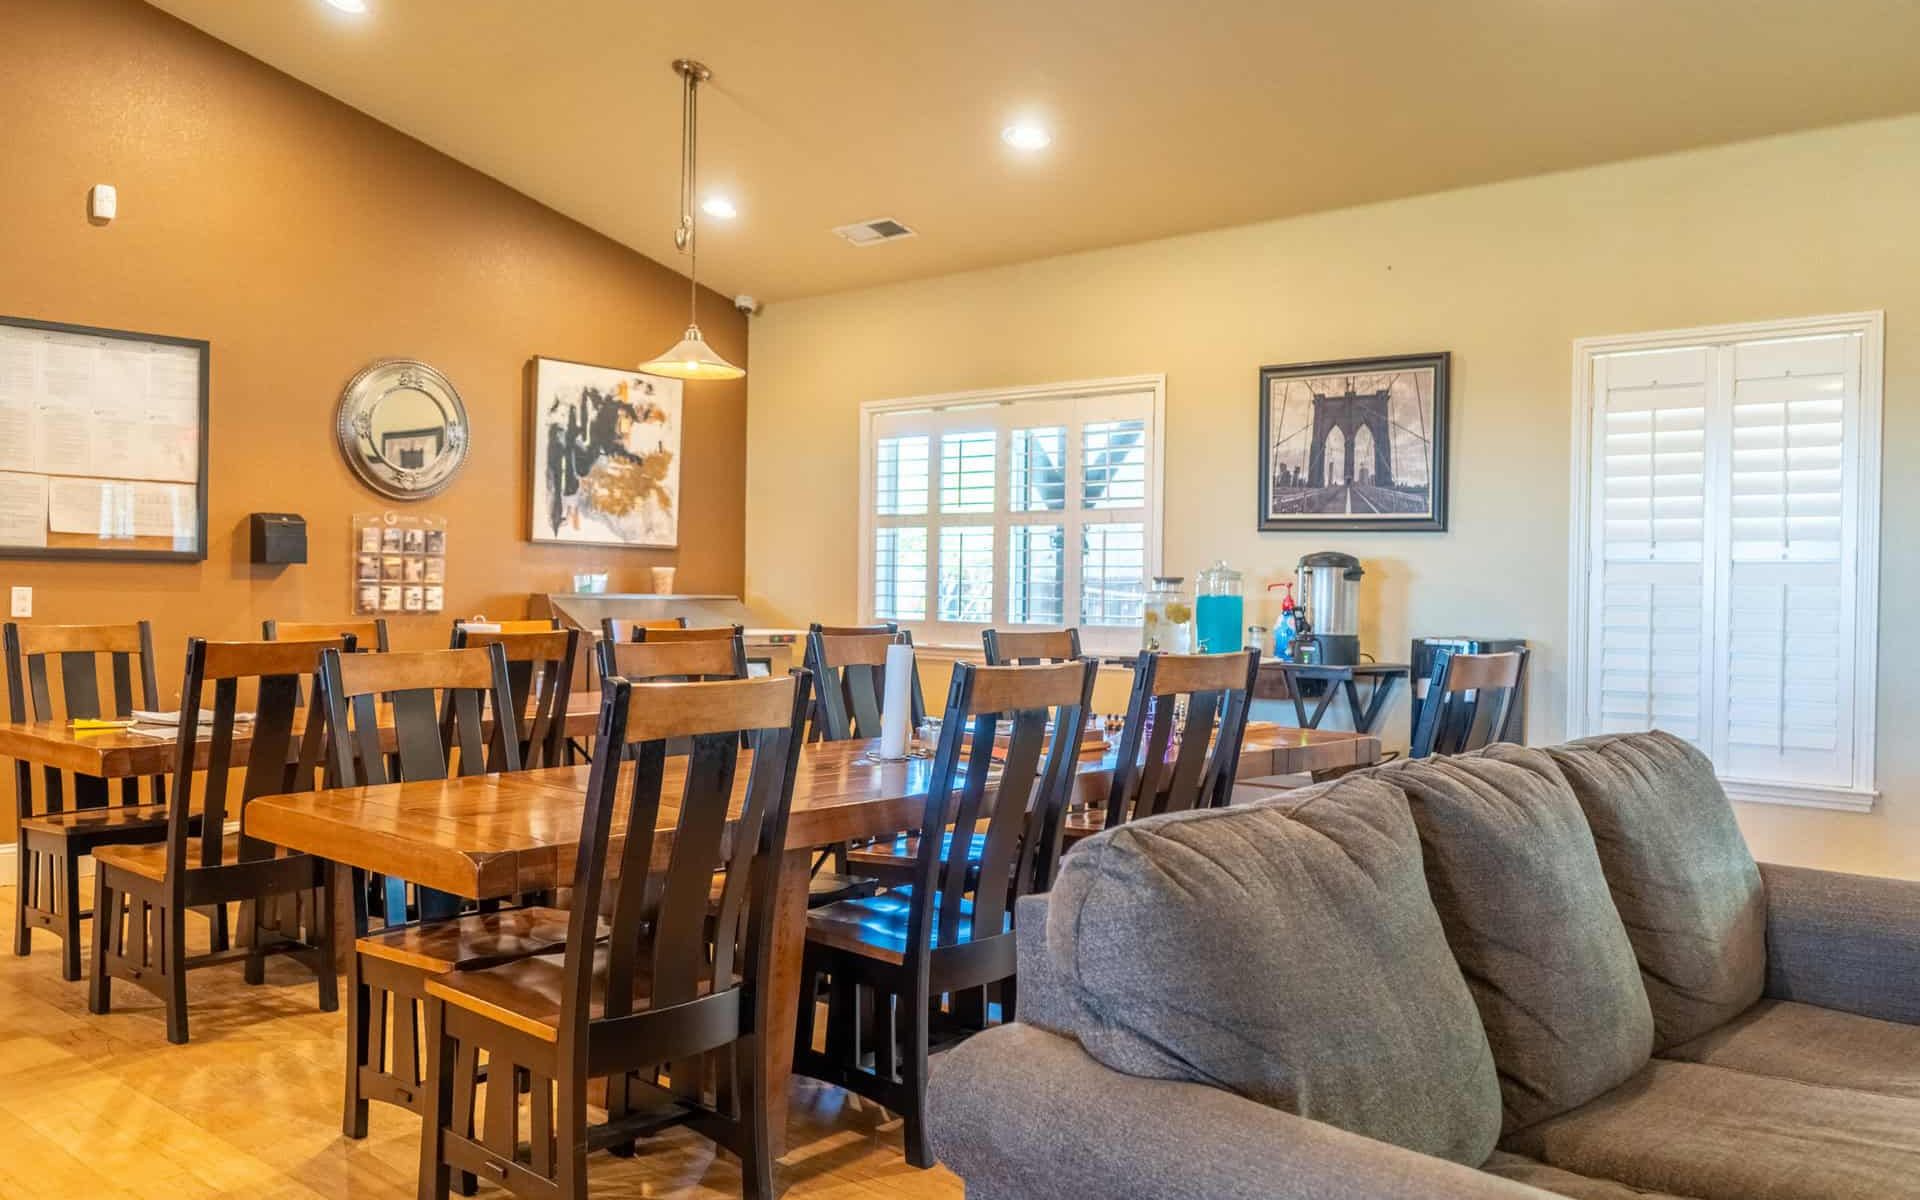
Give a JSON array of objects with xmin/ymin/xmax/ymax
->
[{"xmin": 832, "ymin": 218, "xmax": 917, "ymax": 247}]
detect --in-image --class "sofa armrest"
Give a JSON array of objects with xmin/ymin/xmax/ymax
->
[
  {"xmin": 1761, "ymin": 862, "xmax": 1920, "ymax": 1024},
  {"xmin": 928, "ymin": 1025, "xmax": 1549, "ymax": 1200}
]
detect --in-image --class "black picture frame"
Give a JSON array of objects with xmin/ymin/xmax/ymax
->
[
  {"xmin": 1257, "ymin": 350, "xmax": 1450, "ymax": 533},
  {"xmin": 0, "ymin": 314, "xmax": 211, "ymax": 561}
]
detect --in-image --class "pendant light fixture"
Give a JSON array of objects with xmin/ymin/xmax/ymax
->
[{"xmin": 640, "ymin": 59, "xmax": 744, "ymax": 382}]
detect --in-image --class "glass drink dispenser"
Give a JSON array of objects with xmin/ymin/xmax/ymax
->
[{"xmin": 1195, "ymin": 560, "xmax": 1245, "ymax": 653}]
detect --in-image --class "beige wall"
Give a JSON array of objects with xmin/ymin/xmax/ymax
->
[
  {"xmin": 0, "ymin": 0, "xmax": 747, "ymax": 838},
  {"xmin": 747, "ymin": 114, "xmax": 1920, "ymax": 880}
]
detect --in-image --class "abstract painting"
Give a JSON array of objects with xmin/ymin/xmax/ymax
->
[
  {"xmin": 1258, "ymin": 351, "xmax": 1449, "ymax": 532},
  {"xmin": 528, "ymin": 356, "xmax": 683, "ymax": 548}
]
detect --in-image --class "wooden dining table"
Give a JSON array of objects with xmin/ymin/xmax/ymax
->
[
  {"xmin": 0, "ymin": 694, "xmax": 607, "ymax": 780},
  {"xmin": 246, "ymin": 723, "xmax": 1377, "ymax": 1153}
]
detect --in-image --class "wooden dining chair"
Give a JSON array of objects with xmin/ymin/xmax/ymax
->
[
  {"xmin": 321, "ymin": 645, "xmax": 559, "ymax": 1141},
  {"xmin": 1101, "ymin": 649, "xmax": 1262, "ymax": 829},
  {"xmin": 5, "ymin": 621, "xmax": 173, "ymax": 980},
  {"xmin": 450, "ymin": 625, "xmax": 579, "ymax": 769},
  {"xmin": 600, "ymin": 616, "xmax": 685, "ymax": 644},
  {"xmin": 1409, "ymin": 649, "xmax": 1530, "ymax": 760},
  {"xmin": 602, "ymin": 635, "xmax": 875, "ymax": 910},
  {"xmin": 982, "ymin": 627, "xmax": 1083, "ymax": 665},
  {"xmin": 416, "ymin": 671, "xmax": 813, "ymax": 1200},
  {"xmin": 796, "ymin": 658, "xmax": 1098, "ymax": 1168},
  {"xmin": 635, "ymin": 622, "xmax": 744, "ymax": 644},
  {"xmin": 88, "ymin": 638, "xmax": 344, "ymax": 1043},
  {"xmin": 803, "ymin": 622, "xmax": 926, "ymax": 741}
]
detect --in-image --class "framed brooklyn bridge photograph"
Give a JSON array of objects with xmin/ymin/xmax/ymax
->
[{"xmin": 1257, "ymin": 351, "xmax": 1450, "ymax": 532}]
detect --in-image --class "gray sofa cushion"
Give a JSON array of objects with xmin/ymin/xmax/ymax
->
[
  {"xmin": 1045, "ymin": 777, "xmax": 1503, "ymax": 1165},
  {"xmin": 1501, "ymin": 1059, "xmax": 1920, "ymax": 1200},
  {"xmin": 1661, "ymin": 999, "xmax": 1920, "ymax": 1100},
  {"xmin": 1546, "ymin": 732, "xmax": 1765, "ymax": 1050},
  {"xmin": 1384, "ymin": 746, "xmax": 1654, "ymax": 1131},
  {"xmin": 1481, "ymin": 1152, "xmax": 1698, "ymax": 1199}
]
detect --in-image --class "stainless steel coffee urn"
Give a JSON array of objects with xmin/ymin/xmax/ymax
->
[{"xmin": 1295, "ymin": 551, "xmax": 1364, "ymax": 665}]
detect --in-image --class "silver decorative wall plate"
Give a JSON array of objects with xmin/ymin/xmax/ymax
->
[{"xmin": 336, "ymin": 358, "xmax": 470, "ymax": 500}]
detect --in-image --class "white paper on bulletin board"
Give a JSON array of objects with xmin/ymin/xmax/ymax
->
[
  {"xmin": 0, "ymin": 472, "xmax": 49, "ymax": 548},
  {"xmin": 48, "ymin": 477, "xmax": 196, "ymax": 541}
]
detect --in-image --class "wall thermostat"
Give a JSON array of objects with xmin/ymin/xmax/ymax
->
[{"xmin": 89, "ymin": 184, "xmax": 117, "ymax": 222}]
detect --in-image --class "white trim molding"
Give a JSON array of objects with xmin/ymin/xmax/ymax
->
[{"xmin": 1567, "ymin": 310, "xmax": 1883, "ymax": 812}]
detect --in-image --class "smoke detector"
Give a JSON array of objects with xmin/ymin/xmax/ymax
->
[{"xmin": 832, "ymin": 217, "xmax": 917, "ymax": 247}]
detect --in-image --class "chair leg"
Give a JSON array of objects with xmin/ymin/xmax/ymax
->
[
  {"xmin": 417, "ymin": 999, "xmax": 454, "ymax": 1200},
  {"xmin": 733, "ymin": 1033, "xmax": 777, "ymax": 1200},
  {"xmin": 900, "ymin": 986, "xmax": 933, "ymax": 1169},
  {"xmin": 243, "ymin": 897, "xmax": 267, "ymax": 985},
  {"xmin": 88, "ymin": 870, "xmax": 114, "ymax": 1015},
  {"xmin": 163, "ymin": 900, "xmax": 189, "ymax": 1045},
  {"xmin": 449, "ymin": 1041, "xmax": 479, "ymax": 1196},
  {"xmin": 12, "ymin": 837, "xmax": 29, "ymax": 957},
  {"xmin": 60, "ymin": 847, "xmax": 83, "ymax": 982},
  {"xmin": 343, "ymin": 951, "xmax": 370, "ymax": 1138},
  {"xmin": 314, "ymin": 874, "xmax": 340, "ymax": 1014}
]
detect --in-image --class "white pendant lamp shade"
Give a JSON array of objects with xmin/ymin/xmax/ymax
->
[
  {"xmin": 644, "ymin": 59, "xmax": 744, "ymax": 383},
  {"xmin": 640, "ymin": 324, "xmax": 744, "ymax": 381}
]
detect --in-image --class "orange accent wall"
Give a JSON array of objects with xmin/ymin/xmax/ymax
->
[{"xmin": 0, "ymin": 0, "xmax": 749, "ymax": 835}]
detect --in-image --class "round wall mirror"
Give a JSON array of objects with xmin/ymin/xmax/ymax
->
[{"xmin": 336, "ymin": 358, "xmax": 470, "ymax": 499}]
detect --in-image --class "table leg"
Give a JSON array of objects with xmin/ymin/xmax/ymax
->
[
  {"xmin": 1355, "ymin": 677, "xmax": 1402, "ymax": 735},
  {"xmin": 761, "ymin": 846, "xmax": 813, "ymax": 1159}
]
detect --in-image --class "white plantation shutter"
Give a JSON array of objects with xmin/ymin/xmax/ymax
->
[
  {"xmin": 863, "ymin": 380, "xmax": 1162, "ymax": 652},
  {"xmin": 1576, "ymin": 319, "xmax": 1879, "ymax": 809},
  {"xmin": 1588, "ymin": 347, "xmax": 1712, "ymax": 747},
  {"xmin": 1718, "ymin": 334, "xmax": 1860, "ymax": 788}
]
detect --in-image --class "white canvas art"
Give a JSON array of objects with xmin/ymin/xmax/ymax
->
[{"xmin": 528, "ymin": 356, "xmax": 683, "ymax": 548}]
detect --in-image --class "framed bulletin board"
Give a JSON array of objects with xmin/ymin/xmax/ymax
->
[{"xmin": 0, "ymin": 316, "xmax": 209, "ymax": 560}]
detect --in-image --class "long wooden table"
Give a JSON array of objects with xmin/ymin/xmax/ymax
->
[
  {"xmin": 248, "ymin": 726, "xmax": 1376, "ymax": 1153},
  {"xmin": 0, "ymin": 695, "xmax": 606, "ymax": 779}
]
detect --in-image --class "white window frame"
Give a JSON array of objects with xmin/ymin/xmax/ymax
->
[
  {"xmin": 858, "ymin": 374, "xmax": 1167, "ymax": 653},
  {"xmin": 1567, "ymin": 311, "xmax": 1882, "ymax": 812}
]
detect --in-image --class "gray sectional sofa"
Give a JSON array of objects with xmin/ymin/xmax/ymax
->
[{"xmin": 928, "ymin": 732, "xmax": 1920, "ymax": 1200}]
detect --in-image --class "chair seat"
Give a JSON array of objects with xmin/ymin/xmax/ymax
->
[
  {"xmin": 20, "ymin": 803, "xmax": 170, "ymax": 840},
  {"xmin": 94, "ymin": 833, "xmax": 260, "ymax": 882},
  {"xmin": 356, "ymin": 907, "xmax": 586, "ymax": 975},
  {"xmin": 425, "ymin": 944, "xmax": 717, "ymax": 1044},
  {"xmin": 844, "ymin": 831, "xmax": 987, "ymax": 872},
  {"xmin": 805, "ymin": 891, "xmax": 1009, "ymax": 965}
]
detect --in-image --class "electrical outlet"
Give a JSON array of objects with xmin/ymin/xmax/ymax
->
[{"xmin": 9, "ymin": 587, "xmax": 29, "ymax": 618}]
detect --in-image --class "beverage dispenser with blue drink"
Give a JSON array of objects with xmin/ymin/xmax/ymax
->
[{"xmin": 1195, "ymin": 560, "xmax": 1244, "ymax": 653}]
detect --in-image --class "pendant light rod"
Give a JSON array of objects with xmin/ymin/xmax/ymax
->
[{"xmin": 673, "ymin": 59, "xmax": 709, "ymax": 327}]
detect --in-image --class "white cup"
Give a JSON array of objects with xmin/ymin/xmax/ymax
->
[{"xmin": 651, "ymin": 566, "xmax": 676, "ymax": 594}]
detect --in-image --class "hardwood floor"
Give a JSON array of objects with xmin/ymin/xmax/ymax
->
[{"xmin": 0, "ymin": 886, "xmax": 963, "ymax": 1200}]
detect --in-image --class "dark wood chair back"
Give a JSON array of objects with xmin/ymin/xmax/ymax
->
[
  {"xmin": 600, "ymin": 633, "xmax": 747, "ymax": 682},
  {"xmin": 164, "ymin": 637, "xmax": 346, "ymax": 875},
  {"xmin": 601, "ymin": 616, "xmax": 686, "ymax": 644},
  {"xmin": 320, "ymin": 645, "xmax": 522, "ymax": 786},
  {"xmin": 4, "ymin": 621, "xmax": 165, "ymax": 812},
  {"xmin": 450, "ymin": 626, "xmax": 579, "ymax": 768},
  {"xmin": 910, "ymin": 659, "xmax": 1096, "ymax": 952},
  {"xmin": 982, "ymin": 627, "xmax": 1083, "ymax": 665},
  {"xmin": 1104, "ymin": 650, "xmax": 1261, "ymax": 828},
  {"xmin": 1410, "ymin": 650, "xmax": 1529, "ymax": 759},
  {"xmin": 263, "ymin": 618, "xmax": 390, "ymax": 652},
  {"xmin": 803, "ymin": 622, "xmax": 926, "ymax": 740},
  {"xmin": 560, "ymin": 671, "xmax": 812, "ymax": 1059}
]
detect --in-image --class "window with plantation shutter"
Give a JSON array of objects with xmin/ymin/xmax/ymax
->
[
  {"xmin": 861, "ymin": 377, "xmax": 1164, "ymax": 653},
  {"xmin": 1572, "ymin": 315, "xmax": 1882, "ymax": 811}
]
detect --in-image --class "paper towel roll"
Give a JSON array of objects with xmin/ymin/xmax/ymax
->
[{"xmin": 879, "ymin": 641, "xmax": 914, "ymax": 759}]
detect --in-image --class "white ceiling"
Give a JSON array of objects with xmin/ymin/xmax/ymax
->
[{"xmin": 148, "ymin": 0, "xmax": 1920, "ymax": 303}]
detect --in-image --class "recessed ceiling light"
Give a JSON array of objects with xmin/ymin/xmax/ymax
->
[
  {"xmin": 1001, "ymin": 121, "xmax": 1051, "ymax": 151},
  {"xmin": 325, "ymin": 0, "xmax": 368, "ymax": 12},
  {"xmin": 700, "ymin": 195, "xmax": 738, "ymax": 220}
]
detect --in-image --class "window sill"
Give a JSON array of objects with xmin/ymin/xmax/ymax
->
[{"xmin": 1721, "ymin": 777, "xmax": 1878, "ymax": 814}]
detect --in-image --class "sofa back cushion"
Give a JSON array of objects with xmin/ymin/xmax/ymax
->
[
  {"xmin": 1042, "ymin": 776, "xmax": 1504, "ymax": 1166},
  {"xmin": 1546, "ymin": 731, "xmax": 1766, "ymax": 1050},
  {"xmin": 1382, "ymin": 746, "xmax": 1654, "ymax": 1132}
]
